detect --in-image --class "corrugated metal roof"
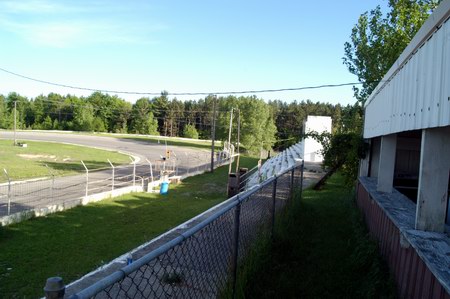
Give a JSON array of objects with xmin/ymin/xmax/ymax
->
[{"xmin": 364, "ymin": 0, "xmax": 450, "ymax": 138}]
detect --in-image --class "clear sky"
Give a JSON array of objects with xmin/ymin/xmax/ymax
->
[{"xmin": 0, "ymin": 0, "xmax": 387, "ymax": 106}]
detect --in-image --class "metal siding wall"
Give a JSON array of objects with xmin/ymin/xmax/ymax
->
[
  {"xmin": 440, "ymin": 24, "xmax": 450, "ymax": 124},
  {"xmin": 364, "ymin": 18, "xmax": 450, "ymax": 139},
  {"xmin": 356, "ymin": 183, "xmax": 450, "ymax": 299},
  {"xmin": 412, "ymin": 54, "xmax": 421, "ymax": 130}
]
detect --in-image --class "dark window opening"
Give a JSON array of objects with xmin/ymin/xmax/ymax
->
[{"xmin": 393, "ymin": 130, "xmax": 421, "ymax": 203}]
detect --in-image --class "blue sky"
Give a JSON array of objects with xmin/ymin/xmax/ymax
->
[{"xmin": 0, "ymin": 0, "xmax": 387, "ymax": 105}]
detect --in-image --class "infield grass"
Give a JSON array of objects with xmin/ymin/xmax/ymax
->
[{"xmin": 0, "ymin": 140, "xmax": 130, "ymax": 182}]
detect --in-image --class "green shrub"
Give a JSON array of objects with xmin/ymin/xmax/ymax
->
[{"xmin": 183, "ymin": 124, "xmax": 199, "ymax": 139}]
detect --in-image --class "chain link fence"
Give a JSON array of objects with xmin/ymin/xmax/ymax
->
[
  {"xmin": 0, "ymin": 150, "xmax": 231, "ymax": 219},
  {"xmin": 66, "ymin": 162, "xmax": 304, "ymax": 299}
]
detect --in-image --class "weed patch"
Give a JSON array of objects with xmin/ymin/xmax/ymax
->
[{"xmin": 240, "ymin": 173, "xmax": 396, "ymax": 298}]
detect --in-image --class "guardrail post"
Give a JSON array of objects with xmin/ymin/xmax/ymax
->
[
  {"xmin": 81, "ymin": 161, "xmax": 89, "ymax": 197},
  {"xmin": 44, "ymin": 276, "xmax": 65, "ymax": 299},
  {"xmin": 271, "ymin": 177, "xmax": 278, "ymax": 240},
  {"xmin": 107, "ymin": 159, "xmax": 115, "ymax": 191},
  {"xmin": 146, "ymin": 159, "xmax": 154, "ymax": 183},
  {"xmin": 3, "ymin": 169, "xmax": 11, "ymax": 216},
  {"xmin": 129, "ymin": 157, "xmax": 136, "ymax": 187},
  {"xmin": 172, "ymin": 152, "xmax": 179, "ymax": 175},
  {"xmin": 231, "ymin": 198, "xmax": 241, "ymax": 299}
]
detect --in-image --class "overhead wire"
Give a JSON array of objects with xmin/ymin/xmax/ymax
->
[
  {"xmin": 2, "ymin": 67, "xmax": 366, "ymax": 132},
  {"xmin": 0, "ymin": 66, "xmax": 366, "ymax": 96}
]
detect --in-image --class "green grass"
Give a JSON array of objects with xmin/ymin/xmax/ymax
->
[
  {"xmin": 0, "ymin": 140, "xmax": 130, "ymax": 182},
  {"xmin": 0, "ymin": 156, "xmax": 258, "ymax": 298},
  {"xmin": 238, "ymin": 173, "xmax": 396, "ymax": 299}
]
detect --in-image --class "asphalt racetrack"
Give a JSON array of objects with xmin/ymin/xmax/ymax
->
[
  {"xmin": 0, "ymin": 131, "xmax": 213, "ymax": 217},
  {"xmin": 0, "ymin": 130, "xmax": 208, "ymax": 162}
]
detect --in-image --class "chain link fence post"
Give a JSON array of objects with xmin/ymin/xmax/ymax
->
[
  {"xmin": 172, "ymin": 151, "xmax": 179, "ymax": 175},
  {"xmin": 129, "ymin": 157, "xmax": 136, "ymax": 187},
  {"xmin": 146, "ymin": 159, "xmax": 154, "ymax": 183},
  {"xmin": 290, "ymin": 168, "xmax": 295, "ymax": 201},
  {"xmin": 3, "ymin": 169, "xmax": 11, "ymax": 216},
  {"xmin": 81, "ymin": 161, "xmax": 89, "ymax": 197},
  {"xmin": 231, "ymin": 198, "xmax": 241, "ymax": 299},
  {"xmin": 271, "ymin": 177, "xmax": 278, "ymax": 240}
]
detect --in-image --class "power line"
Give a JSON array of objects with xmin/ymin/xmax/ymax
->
[{"xmin": 0, "ymin": 66, "xmax": 365, "ymax": 96}]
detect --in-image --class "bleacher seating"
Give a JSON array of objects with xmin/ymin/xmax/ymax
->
[{"xmin": 244, "ymin": 142, "xmax": 305, "ymax": 189}]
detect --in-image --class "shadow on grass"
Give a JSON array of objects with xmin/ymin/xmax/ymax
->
[{"xmin": 41, "ymin": 160, "xmax": 113, "ymax": 172}]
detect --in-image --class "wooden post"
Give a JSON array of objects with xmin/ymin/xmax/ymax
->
[{"xmin": 230, "ymin": 200, "xmax": 241, "ymax": 298}]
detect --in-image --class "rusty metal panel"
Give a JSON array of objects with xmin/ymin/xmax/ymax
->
[
  {"xmin": 414, "ymin": 258, "xmax": 426, "ymax": 299},
  {"xmin": 400, "ymin": 248, "xmax": 414, "ymax": 298},
  {"xmin": 433, "ymin": 276, "xmax": 445, "ymax": 299},
  {"xmin": 356, "ymin": 183, "xmax": 450, "ymax": 298},
  {"xmin": 407, "ymin": 253, "xmax": 420, "ymax": 299},
  {"xmin": 423, "ymin": 271, "xmax": 433, "ymax": 298},
  {"xmin": 364, "ymin": 6, "xmax": 450, "ymax": 139},
  {"xmin": 381, "ymin": 213, "xmax": 388, "ymax": 255}
]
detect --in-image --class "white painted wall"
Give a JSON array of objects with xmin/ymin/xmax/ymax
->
[{"xmin": 302, "ymin": 116, "xmax": 332, "ymax": 162}]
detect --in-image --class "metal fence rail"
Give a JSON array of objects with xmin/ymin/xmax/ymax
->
[
  {"xmin": 67, "ymin": 161, "xmax": 304, "ymax": 299},
  {"xmin": 0, "ymin": 151, "xmax": 231, "ymax": 218}
]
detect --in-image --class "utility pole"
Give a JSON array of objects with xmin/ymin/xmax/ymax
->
[
  {"xmin": 235, "ymin": 108, "xmax": 241, "ymax": 173},
  {"xmin": 210, "ymin": 95, "xmax": 217, "ymax": 173},
  {"xmin": 228, "ymin": 108, "xmax": 234, "ymax": 174},
  {"xmin": 13, "ymin": 101, "xmax": 17, "ymax": 146}
]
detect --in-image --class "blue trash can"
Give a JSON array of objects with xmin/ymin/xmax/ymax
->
[{"xmin": 160, "ymin": 182, "xmax": 169, "ymax": 194}]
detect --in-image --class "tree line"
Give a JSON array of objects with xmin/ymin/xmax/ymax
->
[{"xmin": 0, "ymin": 91, "xmax": 360, "ymax": 153}]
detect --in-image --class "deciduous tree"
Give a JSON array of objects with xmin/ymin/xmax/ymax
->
[{"xmin": 343, "ymin": 0, "xmax": 440, "ymax": 103}]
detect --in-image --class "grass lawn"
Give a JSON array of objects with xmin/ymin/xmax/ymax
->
[
  {"xmin": 0, "ymin": 140, "xmax": 130, "ymax": 182},
  {"xmin": 239, "ymin": 173, "xmax": 396, "ymax": 299},
  {"xmin": 0, "ymin": 156, "xmax": 258, "ymax": 298}
]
